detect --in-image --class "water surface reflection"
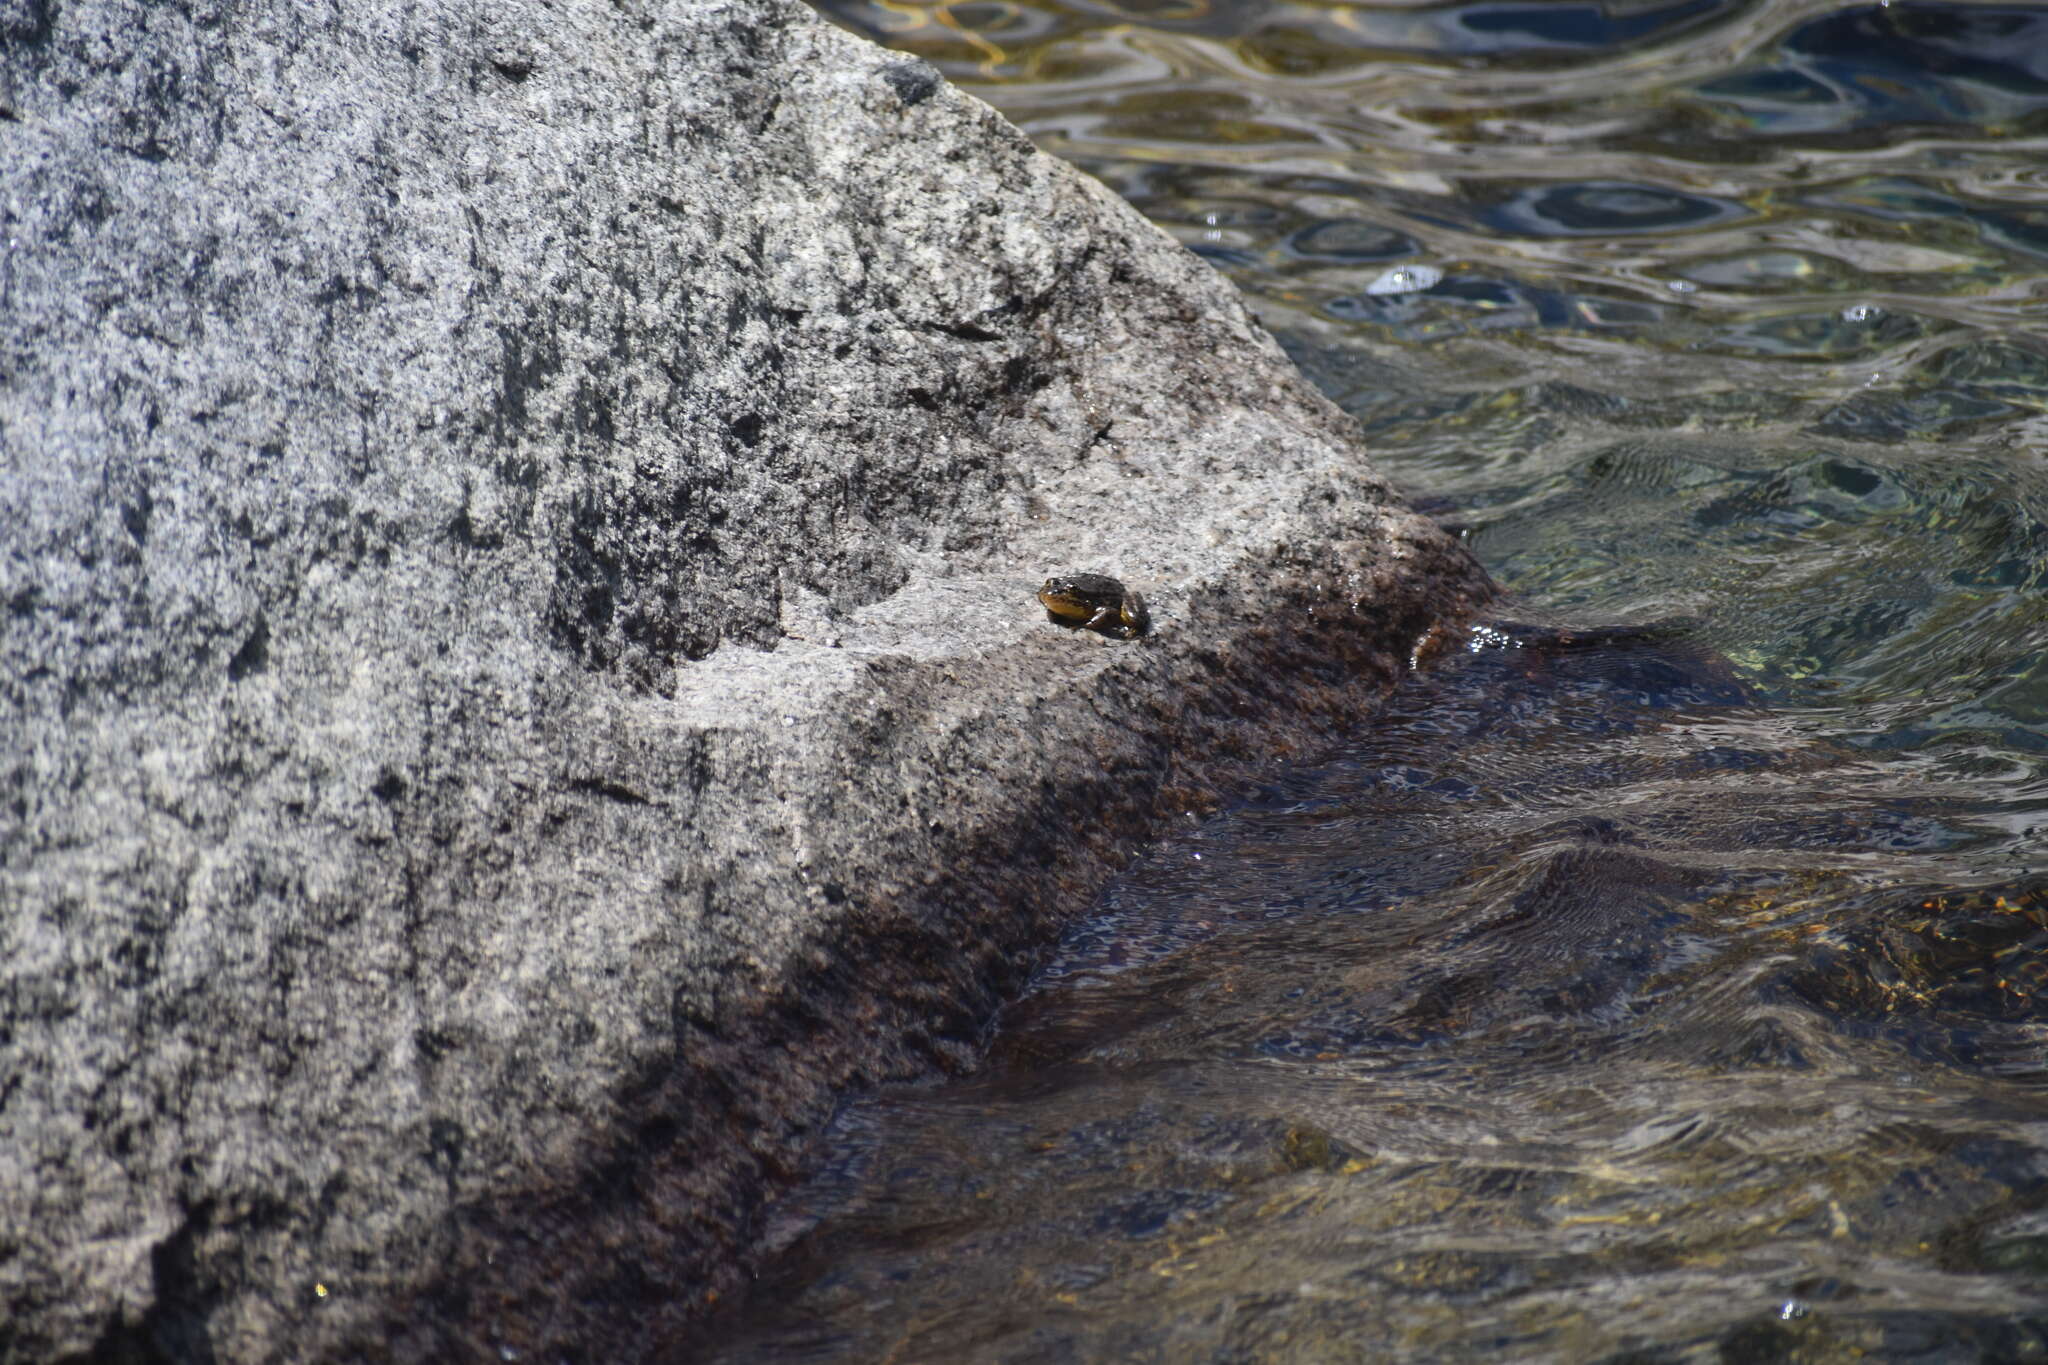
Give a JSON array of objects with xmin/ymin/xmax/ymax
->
[{"xmin": 707, "ymin": 623, "xmax": 2048, "ymax": 1360}]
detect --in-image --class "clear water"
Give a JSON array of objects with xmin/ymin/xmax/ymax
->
[{"xmin": 704, "ymin": 3, "xmax": 2048, "ymax": 1359}]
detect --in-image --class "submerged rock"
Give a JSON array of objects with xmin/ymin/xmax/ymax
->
[{"xmin": 0, "ymin": 0, "xmax": 1489, "ymax": 1359}]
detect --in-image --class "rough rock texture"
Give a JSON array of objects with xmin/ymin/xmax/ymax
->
[{"xmin": 0, "ymin": 0, "xmax": 1492, "ymax": 1361}]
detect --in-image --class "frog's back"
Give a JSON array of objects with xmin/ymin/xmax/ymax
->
[{"xmin": 1046, "ymin": 572, "xmax": 1124, "ymax": 600}]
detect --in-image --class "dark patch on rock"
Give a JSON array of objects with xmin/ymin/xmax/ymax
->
[
  {"xmin": 488, "ymin": 51, "xmax": 534, "ymax": 82},
  {"xmin": 226, "ymin": 614, "xmax": 269, "ymax": 681},
  {"xmin": 881, "ymin": 59, "xmax": 941, "ymax": 107},
  {"xmin": 569, "ymin": 775, "xmax": 655, "ymax": 807}
]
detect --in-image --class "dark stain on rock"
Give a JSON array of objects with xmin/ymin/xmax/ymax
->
[
  {"xmin": 119, "ymin": 486, "xmax": 153, "ymax": 544},
  {"xmin": 450, "ymin": 487, "xmax": 502, "ymax": 551},
  {"xmin": 569, "ymin": 775, "xmax": 656, "ymax": 807},
  {"xmin": 86, "ymin": 1200, "xmax": 222, "ymax": 1365},
  {"xmin": 881, "ymin": 60, "xmax": 941, "ymax": 107},
  {"xmin": 496, "ymin": 324, "xmax": 561, "ymax": 434},
  {"xmin": 426, "ymin": 1118, "xmax": 466, "ymax": 1199},
  {"xmin": 226, "ymin": 614, "xmax": 269, "ymax": 681}
]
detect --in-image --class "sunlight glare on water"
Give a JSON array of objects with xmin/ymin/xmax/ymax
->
[{"xmin": 703, "ymin": 2, "xmax": 2048, "ymax": 1359}]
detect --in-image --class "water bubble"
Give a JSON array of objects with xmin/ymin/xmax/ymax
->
[
  {"xmin": 1667, "ymin": 279, "xmax": 1698, "ymax": 293},
  {"xmin": 1366, "ymin": 264, "xmax": 1443, "ymax": 296},
  {"xmin": 1841, "ymin": 303, "xmax": 1883, "ymax": 323}
]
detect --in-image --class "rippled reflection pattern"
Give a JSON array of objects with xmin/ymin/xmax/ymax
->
[
  {"xmin": 705, "ymin": 627, "xmax": 2048, "ymax": 1360},
  {"xmin": 711, "ymin": 0, "xmax": 2048, "ymax": 1358}
]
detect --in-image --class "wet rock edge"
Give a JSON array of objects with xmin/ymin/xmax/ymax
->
[{"xmin": 388, "ymin": 535, "xmax": 1493, "ymax": 1363}]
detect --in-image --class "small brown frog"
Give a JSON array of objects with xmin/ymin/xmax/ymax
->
[{"xmin": 1038, "ymin": 573, "xmax": 1149, "ymax": 641}]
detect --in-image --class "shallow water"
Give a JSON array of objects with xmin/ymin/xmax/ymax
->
[{"xmin": 708, "ymin": 3, "xmax": 2048, "ymax": 1358}]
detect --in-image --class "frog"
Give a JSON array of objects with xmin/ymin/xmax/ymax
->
[{"xmin": 1037, "ymin": 573, "xmax": 1149, "ymax": 641}]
